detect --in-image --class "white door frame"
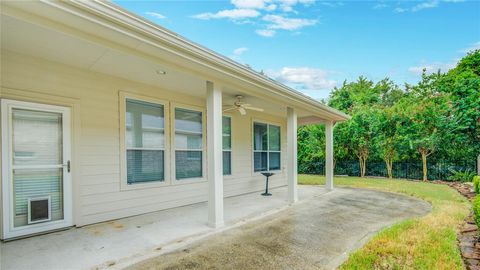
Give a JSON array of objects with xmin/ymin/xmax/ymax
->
[{"xmin": 1, "ymin": 99, "xmax": 73, "ymax": 239}]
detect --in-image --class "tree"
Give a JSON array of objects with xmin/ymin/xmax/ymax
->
[
  {"xmin": 333, "ymin": 122, "xmax": 350, "ymax": 168},
  {"xmin": 297, "ymin": 124, "xmax": 325, "ymax": 173},
  {"xmin": 373, "ymin": 107, "xmax": 405, "ymax": 178},
  {"xmin": 297, "ymin": 51, "xmax": 478, "ymax": 180},
  {"xmin": 328, "ymin": 77, "xmax": 404, "ymax": 177},
  {"xmin": 345, "ymin": 106, "xmax": 380, "ymax": 177},
  {"xmin": 401, "ymin": 71, "xmax": 449, "ymax": 181},
  {"xmin": 438, "ymin": 50, "xmax": 480, "ymax": 163},
  {"xmin": 329, "ymin": 76, "xmax": 382, "ymax": 113},
  {"xmin": 377, "ymin": 78, "xmax": 405, "ymax": 107}
]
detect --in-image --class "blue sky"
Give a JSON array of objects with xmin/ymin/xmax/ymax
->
[{"xmin": 114, "ymin": 0, "xmax": 480, "ymax": 100}]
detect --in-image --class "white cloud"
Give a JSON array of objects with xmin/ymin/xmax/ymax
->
[
  {"xmin": 229, "ymin": 0, "xmax": 315, "ymax": 11},
  {"xmin": 394, "ymin": 7, "xmax": 408, "ymax": 13},
  {"xmin": 231, "ymin": 0, "xmax": 269, "ymax": 9},
  {"xmin": 411, "ymin": 0, "xmax": 439, "ymax": 12},
  {"xmin": 233, "ymin": 47, "xmax": 249, "ymax": 56},
  {"xmin": 318, "ymin": 1, "xmax": 344, "ymax": 8},
  {"xmin": 394, "ymin": 0, "xmax": 463, "ymax": 13},
  {"xmin": 265, "ymin": 4, "xmax": 278, "ymax": 11},
  {"xmin": 281, "ymin": 5, "xmax": 294, "ymax": 12},
  {"xmin": 460, "ymin": 41, "xmax": 480, "ymax": 53},
  {"xmin": 373, "ymin": 3, "xmax": 388, "ymax": 10},
  {"xmin": 409, "ymin": 41, "xmax": 478, "ymax": 75},
  {"xmin": 192, "ymin": 9, "xmax": 260, "ymax": 20},
  {"xmin": 255, "ymin": 29, "xmax": 276, "ymax": 37},
  {"xmin": 268, "ymin": 67, "xmax": 337, "ymax": 90},
  {"xmin": 277, "ymin": 0, "xmax": 315, "ymax": 12},
  {"xmin": 263, "ymin": 14, "xmax": 317, "ymax": 30},
  {"xmin": 192, "ymin": 0, "xmax": 318, "ymax": 36},
  {"xmin": 145, "ymin": 12, "xmax": 166, "ymax": 19},
  {"xmin": 408, "ymin": 61, "xmax": 456, "ymax": 75},
  {"xmin": 230, "ymin": 47, "xmax": 249, "ymax": 62}
]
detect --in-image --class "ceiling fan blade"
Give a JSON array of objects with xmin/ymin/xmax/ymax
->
[
  {"xmin": 223, "ymin": 107, "xmax": 237, "ymax": 112},
  {"xmin": 244, "ymin": 106, "xmax": 264, "ymax": 112},
  {"xmin": 238, "ymin": 107, "xmax": 247, "ymax": 115}
]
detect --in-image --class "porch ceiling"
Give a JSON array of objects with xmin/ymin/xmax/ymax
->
[
  {"xmin": 0, "ymin": 14, "xmax": 206, "ymax": 97},
  {"xmin": 1, "ymin": 1, "xmax": 349, "ymax": 120}
]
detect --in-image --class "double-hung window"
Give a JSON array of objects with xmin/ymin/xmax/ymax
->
[
  {"xmin": 125, "ymin": 99, "xmax": 165, "ymax": 184},
  {"xmin": 253, "ymin": 122, "xmax": 281, "ymax": 172},
  {"xmin": 174, "ymin": 108, "xmax": 203, "ymax": 180},
  {"xmin": 222, "ymin": 116, "xmax": 232, "ymax": 175}
]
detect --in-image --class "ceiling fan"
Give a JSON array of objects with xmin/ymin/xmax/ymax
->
[{"xmin": 223, "ymin": 95, "xmax": 264, "ymax": 115}]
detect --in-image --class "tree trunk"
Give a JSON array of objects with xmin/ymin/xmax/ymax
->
[
  {"xmin": 420, "ymin": 149, "xmax": 428, "ymax": 181},
  {"xmin": 385, "ymin": 158, "xmax": 393, "ymax": 179},
  {"xmin": 358, "ymin": 155, "xmax": 367, "ymax": 177},
  {"xmin": 358, "ymin": 157, "xmax": 363, "ymax": 177},
  {"xmin": 362, "ymin": 157, "xmax": 367, "ymax": 177},
  {"xmin": 357, "ymin": 147, "xmax": 369, "ymax": 178},
  {"xmin": 384, "ymin": 147, "xmax": 395, "ymax": 179},
  {"xmin": 477, "ymin": 154, "xmax": 480, "ymax": 175}
]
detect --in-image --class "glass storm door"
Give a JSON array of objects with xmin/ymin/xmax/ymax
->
[{"xmin": 1, "ymin": 99, "xmax": 72, "ymax": 239}]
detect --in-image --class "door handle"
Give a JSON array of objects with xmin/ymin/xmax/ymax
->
[{"xmin": 63, "ymin": 160, "xmax": 71, "ymax": 173}]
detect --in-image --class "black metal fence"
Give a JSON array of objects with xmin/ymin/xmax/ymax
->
[{"xmin": 299, "ymin": 160, "xmax": 478, "ymax": 181}]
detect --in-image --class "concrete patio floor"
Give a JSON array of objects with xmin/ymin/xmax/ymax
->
[
  {"xmin": 0, "ymin": 185, "xmax": 329, "ymax": 270},
  {"xmin": 128, "ymin": 187, "xmax": 431, "ymax": 270}
]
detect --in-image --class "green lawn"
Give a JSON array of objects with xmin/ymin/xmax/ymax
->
[{"xmin": 298, "ymin": 174, "xmax": 470, "ymax": 270}]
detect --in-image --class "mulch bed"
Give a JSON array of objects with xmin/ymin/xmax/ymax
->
[{"xmin": 434, "ymin": 181, "xmax": 480, "ymax": 270}]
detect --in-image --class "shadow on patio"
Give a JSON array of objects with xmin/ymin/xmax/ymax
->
[{"xmin": 0, "ymin": 185, "xmax": 329, "ymax": 270}]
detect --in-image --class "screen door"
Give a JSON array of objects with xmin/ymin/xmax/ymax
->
[{"xmin": 1, "ymin": 99, "xmax": 72, "ymax": 239}]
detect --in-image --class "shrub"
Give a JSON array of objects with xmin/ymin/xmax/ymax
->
[
  {"xmin": 447, "ymin": 169, "xmax": 476, "ymax": 182},
  {"xmin": 474, "ymin": 176, "xmax": 480, "ymax": 194},
  {"xmin": 473, "ymin": 195, "xmax": 480, "ymax": 228}
]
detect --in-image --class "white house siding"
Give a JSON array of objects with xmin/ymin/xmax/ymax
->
[{"xmin": 0, "ymin": 51, "xmax": 287, "ymax": 227}]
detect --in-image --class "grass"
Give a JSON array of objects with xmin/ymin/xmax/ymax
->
[{"xmin": 299, "ymin": 174, "xmax": 470, "ymax": 270}]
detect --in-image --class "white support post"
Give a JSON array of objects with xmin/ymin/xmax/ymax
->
[
  {"xmin": 206, "ymin": 81, "xmax": 224, "ymax": 228},
  {"xmin": 325, "ymin": 120, "xmax": 334, "ymax": 190},
  {"xmin": 287, "ymin": 107, "xmax": 298, "ymax": 203}
]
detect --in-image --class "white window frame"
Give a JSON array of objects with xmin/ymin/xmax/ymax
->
[
  {"xmin": 252, "ymin": 119, "xmax": 282, "ymax": 175},
  {"xmin": 1, "ymin": 99, "xmax": 73, "ymax": 240},
  {"xmin": 170, "ymin": 103, "xmax": 207, "ymax": 184},
  {"xmin": 222, "ymin": 115, "xmax": 233, "ymax": 177},
  {"xmin": 119, "ymin": 92, "xmax": 170, "ymax": 190}
]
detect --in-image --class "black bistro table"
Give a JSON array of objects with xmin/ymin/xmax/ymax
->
[{"xmin": 261, "ymin": 172, "xmax": 274, "ymax": 196}]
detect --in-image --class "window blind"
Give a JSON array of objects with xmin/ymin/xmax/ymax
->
[
  {"xmin": 126, "ymin": 99, "xmax": 165, "ymax": 184},
  {"xmin": 175, "ymin": 108, "xmax": 203, "ymax": 180}
]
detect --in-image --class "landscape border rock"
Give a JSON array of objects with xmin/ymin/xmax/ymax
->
[{"xmin": 434, "ymin": 181, "xmax": 480, "ymax": 270}]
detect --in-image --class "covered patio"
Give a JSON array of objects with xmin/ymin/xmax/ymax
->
[
  {"xmin": 1, "ymin": 0, "xmax": 350, "ymax": 241},
  {"xmin": 0, "ymin": 1, "xmax": 352, "ymax": 269},
  {"xmin": 0, "ymin": 185, "xmax": 330, "ymax": 270}
]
